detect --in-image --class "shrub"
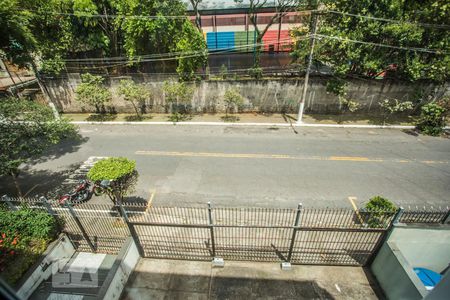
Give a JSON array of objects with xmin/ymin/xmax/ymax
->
[
  {"xmin": 223, "ymin": 88, "xmax": 244, "ymax": 117},
  {"xmin": 416, "ymin": 103, "xmax": 446, "ymax": 136},
  {"xmin": 87, "ymin": 157, "xmax": 138, "ymax": 203},
  {"xmin": 379, "ymin": 98, "xmax": 413, "ymax": 124},
  {"xmin": 117, "ymin": 80, "xmax": 151, "ymax": 120},
  {"xmin": 219, "ymin": 64, "xmax": 228, "ymax": 79},
  {"xmin": 0, "ymin": 208, "xmax": 58, "ymax": 284},
  {"xmin": 365, "ymin": 196, "xmax": 397, "ymax": 228},
  {"xmin": 248, "ymin": 67, "xmax": 263, "ymax": 80},
  {"xmin": 163, "ymin": 81, "xmax": 194, "ymax": 121},
  {"xmin": 75, "ymin": 73, "xmax": 112, "ymax": 113}
]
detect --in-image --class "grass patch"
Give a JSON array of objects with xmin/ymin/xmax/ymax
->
[
  {"xmin": 221, "ymin": 115, "xmax": 240, "ymax": 122},
  {"xmin": 124, "ymin": 115, "xmax": 153, "ymax": 122},
  {"xmin": 86, "ymin": 114, "xmax": 117, "ymax": 121}
]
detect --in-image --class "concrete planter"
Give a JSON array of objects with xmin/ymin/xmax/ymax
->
[{"xmin": 14, "ymin": 234, "xmax": 75, "ymax": 299}]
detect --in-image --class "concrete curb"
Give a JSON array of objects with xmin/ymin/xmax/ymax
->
[{"xmin": 70, "ymin": 120, "xmax": 431, "ymax": 129}]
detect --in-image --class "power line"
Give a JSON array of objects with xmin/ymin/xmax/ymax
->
[
  {"xmin": 314, "ymin": 34, "xmax": 448, "ymax": 54},
  {"xmin": 61, "ymin": 37, "xmax": 302, "ymax": 66},
  {"xmin": 325, "ymin": 10, "xmax": 450, "ymax": 29}
]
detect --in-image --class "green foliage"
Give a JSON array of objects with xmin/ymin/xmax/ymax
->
[
  {"xmin": 326, "ymin": 79, "xmax": 348, "ymax": 96},
  {"xmin": 117, "ymin": 79, "xmax": 151, "ymax": 119},
  {"xmin": 220, "ymin": 64, "xmax": 228, "ymax": 79},
  {"xmin": 75, "ymin": 73, "xmax": 112, "ymax": 113},
  {"xmin": 175, "ymin": 20, "xmax": 207, "ymax": 80},
  {"xmin": 365, "ymin": 196, "xmax": 397, "ymax": 228},
  {"xmin": 87, "ymin": 157, "xmax": 138, "ymax": 203},
  {"xmin": 0, "ymin": 99, "xmax": 78, "ymax": 181},
  {"xmin": 223, "ymin": 88, "xmax": 244, "ymax": 115},
  {"xmin": 116, "ymin": 0, "xmax": 207, "ymax": 75},
  {"xmin": 291, "ymin": 0, "xmax": 450, "ymax": 82},
  {"xmin": 379, "ymin": 98, "xmax": 413, "ymax": 124},
  {"xmin": 415, "ymin": 102, "xmax": 446, "ymax": 136},
  {"xmin": 338, "ymin": 96, "xmax": 360, "ymax": 113},
  {"xmin": 365, "ymin": 196, "xmax": 397, "ymax": 211},
  {"xmin": 248, "ymin": 67, "xmax": 263, "ymax": 80},
  {"xmin": 0, "ymin": 207, "xmax": 58, "ymax": 284},
  {"xmin": 163, "ymin": 81, "xmax": 194, "ymax": 121}
]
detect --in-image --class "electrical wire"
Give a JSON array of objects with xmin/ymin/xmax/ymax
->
[
  {"xmin": 325, "ymin": 10, "xmax": 450, "ymax": 30},
  {"xmin": 314, "ymin": 34, "xmax": 448, "ymax": 54},
  {"xmin": 61, "ymin": 37, "xmax": 303, "ymax": 67}
]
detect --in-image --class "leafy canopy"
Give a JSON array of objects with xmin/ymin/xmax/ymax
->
[
  {"xmin": 87, "ymin": 157, "xmax": 136, "ymax": 181},
  {"xmin": 75, "ymin": 73, "xmax": 111, "ymax": 111},
  {"xmin": 0, "ymin": 98, "xmax": 78, "ymax": 177},
  {"xmin": 117, "ymin": 79, "xmax": 151, "ymax": 117},
  {"xmin": 291, "ymin": 0, "xmax": 450, "ymax": 82},
  {"xmin": 87, "ymin": 157, "xmax": 138, "ymax": 202}
]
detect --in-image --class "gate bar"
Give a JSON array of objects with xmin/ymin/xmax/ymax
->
[
  {"xmin": 287, "ymin": 203, "xmax": 302, "ymax": 262},
  {"xmin": 117, "ymin": 201, "xmax": 145, "ymax": 257},
  {"xmin": 208, "ymin": 202, "xmax": 216, "ymax": 257},
  {"xmin": 65, "ymin": 202, "xmax": 96, "ymax": 252}
]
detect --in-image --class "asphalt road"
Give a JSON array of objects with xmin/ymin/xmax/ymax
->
[{"xmin": 1, "ymin": 125, "xmax": 449, "ymax": 209}]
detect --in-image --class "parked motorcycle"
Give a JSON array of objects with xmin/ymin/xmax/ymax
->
[{"xmin": 58, "ymin": 180, "xmax": 94, "ymax": 205}]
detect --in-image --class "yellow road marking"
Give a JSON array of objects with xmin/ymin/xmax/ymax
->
[
  {"xmin": 348, "ymin": 196, "xmax": 364, "ymax": 224},
  {"xmin": 146, "ymin": 189, "xmax": 155, "ymax": 212},
  {"xmin": 135, "ymin": 150, "xmax": 449, "ymax": 165}
]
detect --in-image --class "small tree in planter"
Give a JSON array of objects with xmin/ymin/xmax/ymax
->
[
  {"xmin": 416, "ymin": 102, "xmax": 446, "ymax": 136},
  {"xmin": 219, "ymin": 64, "xmax": 228, "ymax": 79},
  {"xmin": 117, "ymin": 79, "xmax": 151, "ymax": 121},
  {"xmin": 87, "ymin": 157, "xmax": 138, "ymax": 204},
  {"xmin": 338, "ymin": 96, "xmax": 360, "ymax": 123},
  {"xmin": 222, "ymin": 88, "xmax": 244, "ymax": 122},
  {"xmin": 163, "ymin": 81, "xmax": 195, "ymax": 122},
  {"xmin": 364, "ymin": 196, "xmax": 397, "ymax": 228},
  {"xmin": 75, "ymin": 73, "xmax": 112, "ymax": 116},
  {"xmin": 379, "ymin": 98, "xmax": 413, "ymax": 125}
]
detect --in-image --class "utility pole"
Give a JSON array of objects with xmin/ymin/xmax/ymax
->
[{"xmin": 297, "ymin": 12, "xmax": 318, "ymax": 124}]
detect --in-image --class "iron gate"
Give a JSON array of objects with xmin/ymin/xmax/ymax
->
[{"xmin": 125, "ymin": 203, "xmax": 397, "ymax": 266}]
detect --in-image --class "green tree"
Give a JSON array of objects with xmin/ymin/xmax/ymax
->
[
  {"xmin": 117, "ymin": 79, "xmax": 151, "ymax": 120},
  {"xmin": 115, "ymin": 0, "xmax": 207, "ymax": 76},
  {"xmin": 0, "ymin": 0, "xmax": 36, "ymax": 66},
  {"xmin": 87, "ymin": 157, "xmax": 138, "ymax": 204},
  {"xmin": 163, "ymin": 81, "xmax": 195, "ymax": 121},
  {"xmin": 0, "ymin": 99, "xmax": 78, "ymax": 196},
  {"xmin": 415, "ymin": 102, "xmax": 446, "ymax": 136},
  {"xmin": 223, "ymin": 88, "xmax": 244, "ymax": 120},
  {"xmin": 291, "ymin": 0, "xmax": 450, "ymax": 82},
  {"xmin": 75, "ymin": 73, "xmax": 112, "ymax": 113},
  {"xmin": 175, "ymin": 20, "xmax": 207, "ymax": 80},
  {"xmin": 235, "ymin": 0, "xmax": 300, "ymax": 70}
]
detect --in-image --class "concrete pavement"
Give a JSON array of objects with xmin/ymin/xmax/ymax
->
[
  {"xmin": 1, "ymin": 125, "xmax": 449, "ymax": 208},
  {"xmin": 122, "ymin": 259, "xmax": 380, "ymax": 299}
]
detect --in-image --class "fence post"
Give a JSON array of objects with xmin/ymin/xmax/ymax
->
[
  {"xmin": 117, "ymin": 202, "xmax": 145, "ymax": 257},
  {"xmin": 393, "ymin": 207, "xmax": 405, "ymax": 225},
  {"xmin": 365, "ymin": 206, "xmax": 404, "ymax": 266},
  {"xmin": 2, "ymin": 195, "xmax": 17, "ymax": 211},
  {"xmin": 208, "ymin": 202, "xmax": 216, "ymax": 258},
  {"xmin": 287, "ymin": 203, "xmax": 302, "ymax": 263},
  {"xmin": 65, "ymin": 202, "xmax": 96, "ymax": 253}
]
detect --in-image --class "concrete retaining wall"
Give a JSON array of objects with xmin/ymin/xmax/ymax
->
[
  {"xmin": 98, "ymin": 237, "xmax": 140, "ymax": 300},
  {"xmin": 44, "ymin": 74, "xmax": 448, "ymax": 114},
  {"xmin": 15, "ymin": 234, "xmax": 75, "ymax": 299}
]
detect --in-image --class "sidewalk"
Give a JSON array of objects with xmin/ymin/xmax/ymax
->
[
  {"xmin": 122, "ymin": 259, "xmax": 382, "ymax": 299},
  {"xmin": 64, "ymin": 112, "xmax": 423, "ymax": 129}
]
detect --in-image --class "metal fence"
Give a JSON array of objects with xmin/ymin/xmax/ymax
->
[{"xmin": 1, "ymin": 196, "xmax": 448, "ymax": 266}]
